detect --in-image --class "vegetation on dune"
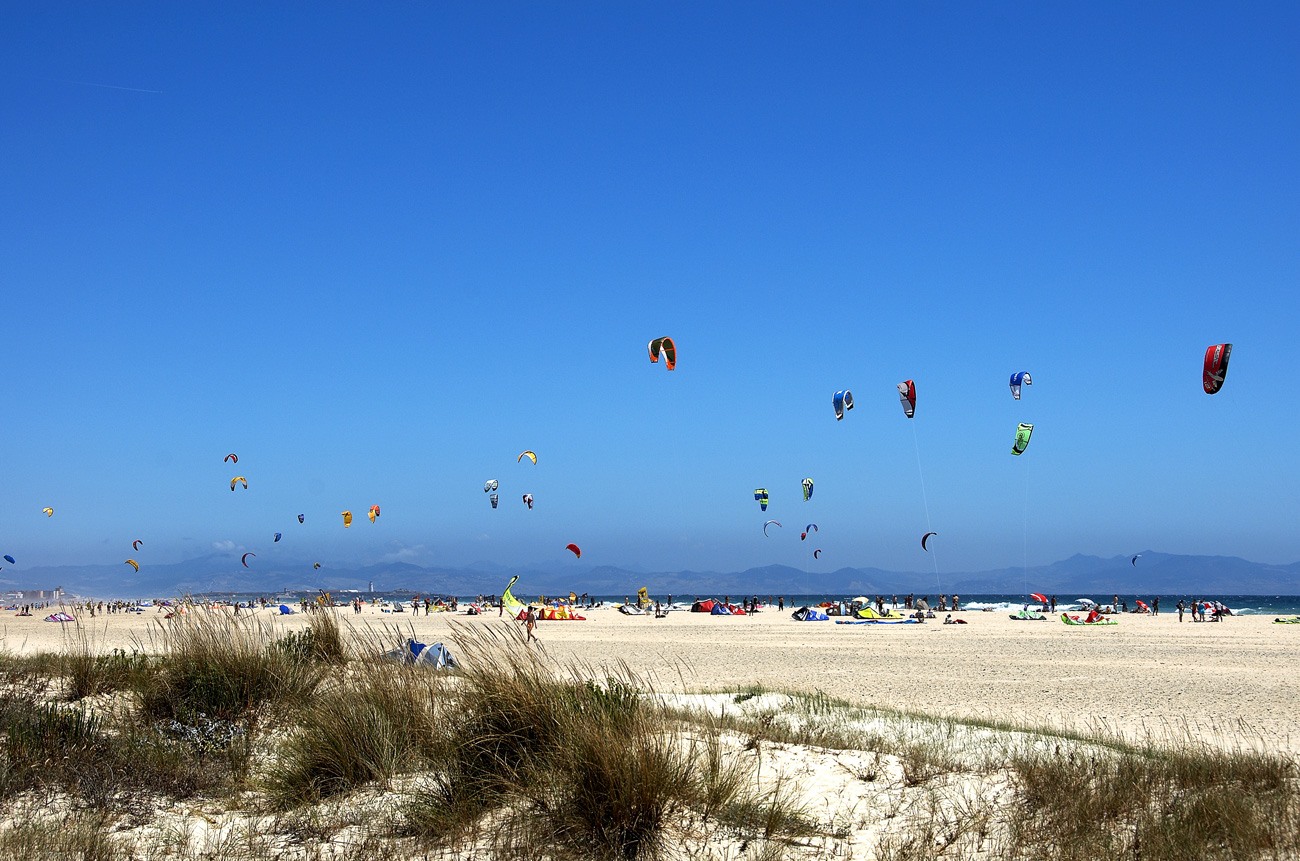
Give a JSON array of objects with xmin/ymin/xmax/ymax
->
[{"xmin": 0, "ymin": 609, "xmax": 1297, "ymax": 860}]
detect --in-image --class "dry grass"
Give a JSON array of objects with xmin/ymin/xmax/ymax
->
[
  {"xmin": 1007, "ymin": 743, "xmax": 1299, "ymax": 861},
  {"xmin": 1, "ymin": 620, "xmax": 1298, "ymax": 860},
  {"xmin": 132, "ymin": 607, "xmax": 325, "ymax": 726}
]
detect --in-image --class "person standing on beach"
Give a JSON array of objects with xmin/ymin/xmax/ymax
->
[
  {"xmin": 525, "ymin": 606, "xmax": 538, "ymax": 643},
  {"xmin": 1177, "ymin": 599, "xmax": 1185, "ymax": 622},
  {"xmin": 1153, "ymin": 596, "xmax": 1159, "ymax": 616}
]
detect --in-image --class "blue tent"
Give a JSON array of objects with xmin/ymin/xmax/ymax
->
[
  {"xmin": 791, "ymin": 606, "xmax": 829, "ymax": 621},
  {"xmin": 385, "ymin": 638, "xmax": 458, "ymax": 670}
]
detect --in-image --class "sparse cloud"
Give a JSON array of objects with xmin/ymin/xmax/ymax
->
[
  {"xmin": 212, "ymin": 540, "xmax": 239, "ymax": 552},
  {"xmin": 379, "ymin": 543, "xmax": 435, "ymax": 565}
]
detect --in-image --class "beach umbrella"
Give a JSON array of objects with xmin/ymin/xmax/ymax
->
[{"xmin": 1030, "ymin": 593, "xmax": 1049, "ymax": 604}]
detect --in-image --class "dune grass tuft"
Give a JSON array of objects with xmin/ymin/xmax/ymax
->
[{"xmin": 133, "ymin": 608, "xmax": 324, "ymax": 726}]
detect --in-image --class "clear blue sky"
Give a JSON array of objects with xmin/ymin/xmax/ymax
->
[{"xmin": 3, "ymin": 2, "xmax": 1297, "ymax": 577}]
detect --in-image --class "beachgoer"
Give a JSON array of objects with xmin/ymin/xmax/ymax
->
[
  {"xmin": 952, "ymin": 595, "xmax": 960, "ymax": 612},
  {"xmin": 525, "ymin": 607, "xmax": 538, "ymax": 643},
  {"xmin": 1153, "ymin": 596, "xmax": 1160, "ymax": 616},
  {"xmin": 778, "ymin": 596, "xmax": 784, "ymax": 611}
]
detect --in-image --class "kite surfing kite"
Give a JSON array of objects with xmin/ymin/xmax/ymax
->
[
  {"xmin": 298, "ymin": 514, "xmax": 305, "ymax": 524},
  {"xmin": 274, "ymin": 532, "xmax": 282, "ymax": 543},
  {"xmin": 484, "ymin": 479, "xmax": 498, "ymax": 493},
  {"xmin": 1010, "ymin": 372, "xmax": 1032, "ymax": 400},
  {"xmin": 565, "ymin": 543, "xmax": 582, "ymax": 558},
  {"xmin": 1012, "ymin": 423, "xmax": 1034, "ymax": 456},
  {"xmin": 132, "ymin": 539, "xmax": 142, "ymax": 551},
  {"xmin": 897, "ymin": 380, "xmax": 916, "ymax": 419},
  {"xmin": 224, "ymin": 453, "xmax": 238, "ymax": 464},
  {"xmin": 1203, "ymin": 343, "xmax": 1232, "ymax": 394},
  {"xmin": 230, "ymin": 476, "xmax": 248, "ymax": 491},
  {"xmin": 833, "ymin": 390, "xmax": 854, "ymax": 421},
  {"xmin": 241, "ymin": 553, "xmax": 254, "ymax": 568},
  {"xmin": 41, "ymin": 507, "xmax": 53, "ymax": 517},
  {"xmin": 802, "ymin": 477, "xmax": 814, "ymax": 501},
  {"xmin": 813, "ymin": 548, "xmax": 822, "ymax": 559},
  {"xmin": 518, "ymin": 450, "xmax": 537, "ymax": 465},
  {"xmin": 489, "ymin": 493, "xmax": 499, "ymax": 509},
  {"xmin": 754, "ymin": 488, "xmax": 769, "ymax": 511},
  {"xmin": 1131, "ymin": 555, "xmax": 1141, "ymax": 566},
  {"xmin": 341, "ymin": 510, "xmax": 353, "ymax": 528},
  {"xmin": 313, "ymin": 562, "xmax": 322, "ymax": 570},
  {"xmin": 522, "ymin": 493, "xmax": 534, "ymax": 510},
  {"xmin": 647, "ymin": 336, "xmax": 677, "ymax": 370},
  {"xmin": 3, "ymin": 555, "xmax": 14, "ymax": 565},
  {"xmin": 763, "ymin": 520, "xmax": 782, "ymax": 537},
  {"xmin": 368, "ymin": 505, "xmax": 381, "ymax": 524},
  {"xmin": 801, "ymin": 524, "xmax": 818, "ymax": 540},
  {"xmin": 922, "ymin": 532, "xmax": 937, "ymax": 551},
  {"xmin": 124, "ymin": 559, "xmax": 139, "ymax": 572}
]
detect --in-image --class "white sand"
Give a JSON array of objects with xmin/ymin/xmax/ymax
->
[{"xmin": 4, "ymin": 603, "xmax": 1296, "ymax": 753}]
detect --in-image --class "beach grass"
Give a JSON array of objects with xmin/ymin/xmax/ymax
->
[{"xmin": 0, "ymin": 607, "xmax": 1297, "ymax": 859}]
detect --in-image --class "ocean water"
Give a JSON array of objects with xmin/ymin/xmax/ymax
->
[{"xmin": 761, "ymin": 594, "xmax": 1300, "ymax": 616}]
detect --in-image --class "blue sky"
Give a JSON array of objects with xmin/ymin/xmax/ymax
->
[{"xmin": 2, "ymin": 2, "xmax": 1297, "ymax": 578}]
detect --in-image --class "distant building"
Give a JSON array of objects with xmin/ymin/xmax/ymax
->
[{"xmin": 3, "ymin": 587, "xmax": 63, "ymax": 602}]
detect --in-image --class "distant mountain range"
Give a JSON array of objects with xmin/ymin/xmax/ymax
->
[{"xmin": 3, "ymin": 551, "xmax": 1298, "ymax": 599}]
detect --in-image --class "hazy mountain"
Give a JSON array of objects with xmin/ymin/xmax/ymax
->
[{"xmin": 4, "ymin": 551, "xmax": 1297, "ymax": 599}]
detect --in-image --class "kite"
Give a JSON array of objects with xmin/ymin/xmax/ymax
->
[
  {"xmin": 241, "ymin": 553, "xmax": 254, "ymax": 568},
  {"xmin": 813, "ymin": 549, "xmax": 822, "ymax": 559},
  {"xmin": 522, "ymin": 493, "xmax": 534, "ymax": 510},
  {"xmin": 802, "ymin": 477, "xmax": 814, "ymax": 501},
  {"xmin": 224, "ymin": 453, "xmax": 238, "ymax": 464},
  {"xmin": 1010, "ymin": 372, "xmax": 1032, "ymax": 400},
  {"xmin": 41, "ymin": 507, "xmax": 53, "ymax": 517},
  {"xmin": 518, "ymin": 450, "xmax": 537, "ymax": 465},
  {"xmin": 763, "ymin": 520, "xmax": 782, "ymax": 537},
  {"xmin": 484, "ymin": 479, "xmax": 498, "ymax": 493},
  {"xmin": 298, "ymin": 514, "xmax": 305, "ymax": 524},
  {"xmin": 565, "ymin": 543, "xmax": 582, "ymax": 558},
  {"xmin": 274, "ymin": 532, "xmax": 282, "ymax": 543},
  {"xmin": 3, "ymin": 555, "xmax": 14, "ymax": 565},
  {"xmin": 1203, "ymin": 343, "xmax": 1232, "ymax": 394},
  {"xmin": 230, "ymin": 476, "xmax": 248, "ymax": 491},
  {"xmin": 897, "ymin": 380, "xmax": 916, "ymax": 419},
  {"xmin": 648, "ymin": 337, "xmax": 677, "ymax": 370},
  {"xmin": 341, "ymin": 510, "xmax": 353, "ymax": 528},
  {"xmin": 922, "ymin": 531, "xmax": 937, "ymax": 551},
  {"xmin": 753, "ymin": 488, "xmax": 769, "ymax": 511},
  {"xmin": 1131, "ymin": 554, "xmax": 1141, "ymax": 566},
  {"xmin": 368, "ymin": 505, "xmax": 381, "ymax": 524},
  {"xmin": 833, "ymin": 390, "xmax": 854, "ymax": 421},
  {"xmin": 132, "ymin": 539, "xmax": 142, "ymax": 551},
  {"xmin": 1012, "ymin": 423, "xmax": 1034, "ymax": 456},
  {"xmin": 489, "ymin": 493, "xmax": 499, "ymax": 509},
  {"xmin": 801, "ymin": 524, "xmax": 818, "ymax": 541},
  {"xmin": 313, "ymin": 562, "xmax": 322, "ymax": 570},
  {"xmin": 124, "ymin": 559, "xmax": 139, "ymax": 572}
]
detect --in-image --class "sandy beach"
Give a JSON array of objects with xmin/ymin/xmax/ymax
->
[{"xmin": 3, "ymin": 604, "xmax": 1296, "ymax": 753}]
